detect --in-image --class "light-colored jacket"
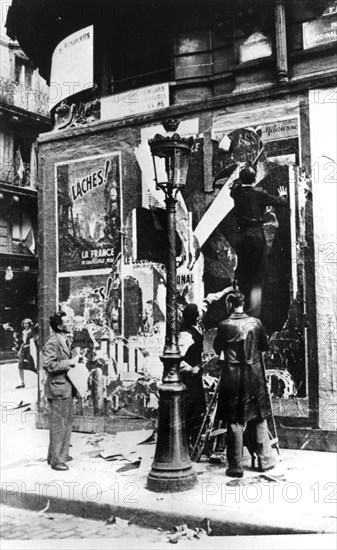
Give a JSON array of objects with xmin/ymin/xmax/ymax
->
[{"xmin": 42, "ymin": 333, "xmax": 73, "ymax": 399}]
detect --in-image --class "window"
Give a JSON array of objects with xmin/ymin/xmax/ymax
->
[
  {"xmin": 14, "ymin": 57, "xmax": 35, "ymax": 89},
  {"xmin": 0, "ymin": 218, "xmax": 10, "ymax": 253},
  {"xmin": 107, "ymin": 2, "xmax": 172, "ymax": 94}
]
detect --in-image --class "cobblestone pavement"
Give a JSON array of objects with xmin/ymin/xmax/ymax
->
[
  {"xmin": 1, "ymin": 505, "xmax": 336, "ymax": 550},
  {"xmin": 0, "ymin": 504, "xmax": 169, "ymax": 543}
]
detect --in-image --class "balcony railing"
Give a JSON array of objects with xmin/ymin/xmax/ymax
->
[
  {"xmin": 0, "ymin": 239, "xmax": 35, "ymax": 256},
  {"xmin": 0, "ymin": 77, "xmax": 49, "ymax": 117},
  {"xmin": 0, "ymin": 161, "xmax": 37, "ymax": 189}
]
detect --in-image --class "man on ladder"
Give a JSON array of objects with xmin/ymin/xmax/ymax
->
[{"xmin": 210, "ymin": 289, "xmax": 280, "ymax": 478}]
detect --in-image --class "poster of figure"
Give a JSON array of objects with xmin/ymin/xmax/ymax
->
[
  {"xmin": 58, "ymin": 271, "xmax": 122, "ymax": 345},
  {"xmin": 57, "ymin": 153, "xmax": 122, "ymax": 272},
  {"xmin": 122, "ymin": 260, "xmax": 166, "ymax": 376}
]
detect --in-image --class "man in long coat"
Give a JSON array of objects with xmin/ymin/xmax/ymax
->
[
  {"xmin": 213, "ymin": 290, "xmax": 276, "ymax": 477},
  {"xmin": 42, "ymin": 311, "xmax": 77, "ymax": 471}
]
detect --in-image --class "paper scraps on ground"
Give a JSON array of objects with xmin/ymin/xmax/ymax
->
[
  {"xmin": 116, "ymin": 460, "xmax": 141, "ymax": 473},
  {"xmin": 99, "ymin": 452, "xmax": 124, "ymax": 461},
  {"xmin": 137, "ymin": 430, "xmax": 157, "ymax": 445},
  {"xmin": 226, "ymin": 474, "xmax": 286, "ymax": 487}
]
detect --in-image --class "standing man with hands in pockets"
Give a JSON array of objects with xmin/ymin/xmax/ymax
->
[{"xmin": 42, "ymin": 311, "xmax": 78, "ymax": 471}]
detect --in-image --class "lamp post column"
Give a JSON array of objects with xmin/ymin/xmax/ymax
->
[
  {"xmin": 164, "ymin": 192, "xmax": 179, "ymax": 355},
  {"xmin": 147, "ymin": 189, "xmax": 197, "ymax": 492}
]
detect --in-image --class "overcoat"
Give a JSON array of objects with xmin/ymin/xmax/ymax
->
[{"xmin": 214, "ymin": 312, "xmax": 271, "ymax": 424}]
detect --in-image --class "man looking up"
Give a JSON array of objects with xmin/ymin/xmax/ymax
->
[
  {"xmin": 42, "ymin": 311, "xmax": 78, "ymax": 471},
  {"xmin": 213, "ymin": 290, "xmax": 278, "ymax": 478}
]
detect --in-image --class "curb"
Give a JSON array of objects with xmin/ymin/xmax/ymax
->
[{"xmin": 1, "ymin": 487, "xmax": 336, "ymax": 536}]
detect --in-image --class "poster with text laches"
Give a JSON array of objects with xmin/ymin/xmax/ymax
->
[{"xmin": 57, "ymin": 153, "xmax": 122, "ymax": 272}]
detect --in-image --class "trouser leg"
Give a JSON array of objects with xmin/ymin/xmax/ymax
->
[
  {"xmin": 185, "ymin": 408, "xmax": 200, "ymax": 454},
  {"xmin": 48, "ymin": 398, "xmax": 73, "ymax": 466},
  {"xmin": 189, "ymin": 414, "xmax": 203, "ymax": 450},
  {"xmin": 247, "ymin": 418, "xmax": 276, "ymax": 471},
  {"xmin": 226, "ymin": 422, "xmax": 245, "ymax": 474},
  {"xmin": 18, "ymin": 358, "xmax": 25, "ymax": 384}
]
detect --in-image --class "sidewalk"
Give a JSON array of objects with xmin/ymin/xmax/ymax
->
[{"xmin": 1, "ymin": 365, "xmax": 337, "ymax": 537}]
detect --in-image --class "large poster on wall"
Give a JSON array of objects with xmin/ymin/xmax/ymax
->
[
  {"xmin": 59, "ymin": 272, "xmax": 121, "ymax": 334},
  {"xmin": 201, "ymin": 106, "xmax": 307, "ymax": 404},
  {"xmin": 58, "ymin": 271, "xmax": 122, "ymax": 371},
  {"xmin": 57, "ymin": 153, "xmax": 122, "ymax": 272}
]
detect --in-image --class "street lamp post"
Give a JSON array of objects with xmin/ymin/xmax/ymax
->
[{"xmin": 147, "ymin": 121, "xmax": 197, "ymax": 492}]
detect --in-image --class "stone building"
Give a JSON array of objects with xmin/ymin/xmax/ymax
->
[
  {"xmin": 6, "ymin": 0, "xmax": 336, "ymax": 448},
  {"xmin": 0, "ymin": 12, "xmax": 49, "ymax": 360}
]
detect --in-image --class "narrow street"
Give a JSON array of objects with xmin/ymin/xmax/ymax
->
[{"xmin": 1, "ymin": 504, "xmax": 335, "ymax": 550}]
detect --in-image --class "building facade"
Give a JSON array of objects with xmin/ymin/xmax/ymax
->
[
  {"xmin": 0, "ymin": 13, "xmax": 49, "ymax": 360},
  {"xmin": 6, "ymin": 0, "xmax": 337, "ymax": 447}
]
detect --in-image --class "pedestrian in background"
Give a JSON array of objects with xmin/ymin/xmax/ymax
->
[
  {"xmin": 213, "ymin": 290, "xmax": 277, "ymax": 477},
  {"xmin": 42, "ymin": 311, "xmax": 78, "ymax": 471},
  {"xmin": 15, "ymin": 318, "xmax": 35, "ymax": 389}
]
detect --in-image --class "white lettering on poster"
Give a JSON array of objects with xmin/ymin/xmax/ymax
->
[
  {"xmin": 71, "ymin": 160, "xmax": 110, "ymax": 201},
  {"xmin": 101, "ymin": 83, "xmax": 169, "ymax": 121}
]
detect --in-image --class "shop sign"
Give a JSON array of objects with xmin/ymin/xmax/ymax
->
[
  {"xmin": 56, "ymin": 153, "xmax": 122, "ymax": 272},
  {"xmin": 303, "ymin": 15, "xmax": 337, "ymax": 49},
  {"xmin": 49, "ymin": 25, "xmax": 94, "ymax": 110},
  {"xmin": 101, "ymin": 82, "xmax": 169, "ymax": 121},
  {"xmin": 261, "ymin": 118, "xmax": 299, "ymax": 142}
]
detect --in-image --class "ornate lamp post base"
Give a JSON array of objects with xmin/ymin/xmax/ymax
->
[
  {"xmin": 147, "ymin": 470, "xmax": 197, "ymax": 493},
  {"xmin": 147, "ymin": 355, "xmax": 197, "ymax": 493}
]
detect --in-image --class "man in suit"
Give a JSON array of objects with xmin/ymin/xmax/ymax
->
[
  {"xmin": 42, "ymin": 311, "xmax": 77, "ymax": 471},
  {"xmin": 213, "ymin": 290, "xmax": 277, "ymax": 478}
]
